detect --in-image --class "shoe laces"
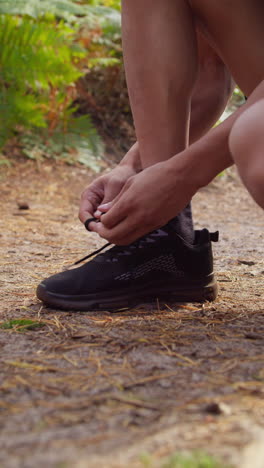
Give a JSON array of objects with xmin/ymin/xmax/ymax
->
[{"xmin": 73, "ymin": 228, "xmax": 169, "ymax": 266}]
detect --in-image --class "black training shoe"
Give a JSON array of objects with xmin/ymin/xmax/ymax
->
[{"xmin": 36, "ymin": 227, "xmax": 219, "ymax": 311}]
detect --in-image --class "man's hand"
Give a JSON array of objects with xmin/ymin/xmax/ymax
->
[
  {"xmin": 90, "ymin": 156, "xmax": 199, "ymax": 245},
  {"xmin": 79, "ymin": 164, "xmax": 138, "ymax": 224}
]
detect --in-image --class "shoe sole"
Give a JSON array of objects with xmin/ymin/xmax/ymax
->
[{"xmin": 36, "ymin": 279, "xmax": 218, "ymax": 312}]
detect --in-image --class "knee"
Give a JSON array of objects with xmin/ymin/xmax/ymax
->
[
  {"xmin": 242, "ymin": 165, "xmax": 264, "ymax": 209},
  {"xmin": 229, "ymin": 100, "xmax": 264, "ymax": 207},
  {"xmin": 229, "ymin": 100, "xmax": 264, "ymax": 168}
]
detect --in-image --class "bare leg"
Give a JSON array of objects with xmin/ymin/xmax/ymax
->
[
  {"xmin": 122, "ymin": 1, "xmax": 234, "ymax": 166},
  {"xmin": 189, "ymin": 0, "xmax": 264, "ymax": 96},
  {"xmin": 79, "ymin": 27, "xmax": 234, "ymax": 228},
  {"xmin": 91, "ymin": 0, "xmax": 264, "ymax": 244},
  {"xmin": 122, "ymin": 0, "xmax": 198, "ymax": 169},
  {"xmin": 188, "ymin": 0, "xmax": 264, "ymax": 209},
  {"xmin": 121, "ymin": 0, "xmax": 234, "ymax": 243},
  {"xmin": 229, "ymin": 100, "xmax": 264, "ymax": 209}
]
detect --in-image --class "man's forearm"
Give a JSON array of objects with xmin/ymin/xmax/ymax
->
[
  {"xmin": 169, "ymin": 79, "xmax": 264, "ymax": 188},
  {"xmin": 184, "ymin": 114, "xmax": 234, "ymax": 189},
  {"xmin": 120, "ymin": 79, "xmax": 264, "ymax": 186}
]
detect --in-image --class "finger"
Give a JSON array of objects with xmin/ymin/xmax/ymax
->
[
  {"xmin": 112, "ymin": 222, "xmax": 153, "ymax": 245},
  {"xmin": 79, "ymin": 198, "xmax": 95, "ymax": 224},
  {"xmin": 107, "ymin": 213, "xmax": 158, "ymax": 245},
  {"xmin": 86, "ymin": 221, "xmax": 98, "ymax": 233},
  {"xmin": 79, "ymin": 183, "xmax": 105, "ymax": 223},
  {"xmin": 84, "ymin": 218, "xmax": 98, "ymax": 232},
  {"xmin": 98, "ymin": 179, "xmax": 127, "ymax": 212},
  {"xmin": 91, "ymin": 219, "xmax": 131, "ymax": 244},
  {"xmin": 94, "ymin": 210, "xmax": 102, "ymax": 218},
  {"xmin": 97, "ymin": 202, "xmax": 113, "ymax": 213},
  {"xmin": 99, "ymin": 200, "xmax": 129, "ymax": 229},
  {"xmin": 92, "ymin": 217, "xmax": 150, "ymax": 245}
]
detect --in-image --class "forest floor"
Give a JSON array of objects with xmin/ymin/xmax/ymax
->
[{"xmin": 0, "ymin": 159, "xmax": 264, "ymax": 468}]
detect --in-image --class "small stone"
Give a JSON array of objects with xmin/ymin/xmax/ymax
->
[
  {"xmin": 17, "ymin": 201, "xmax": 30, "ymax": 210},
  {"xmin": 237, "ymin": 259, "xmax": 256, "ymax": 266},
  {"xmin": 244, "ymin": 332, "xmax": 262, "ymax": 340},
  {"xmin": 204, "ymin": 401, "xmax": 231, "ymax": 416}
]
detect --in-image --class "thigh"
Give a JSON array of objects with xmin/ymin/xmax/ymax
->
[{"xmin": 189, "ymin": 0, "xmax": 264, "ymax": 96}]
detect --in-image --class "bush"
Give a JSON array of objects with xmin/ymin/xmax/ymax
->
[{"xmin": 0, "ymin": 0, "xmax": 122, "ymax": 165}]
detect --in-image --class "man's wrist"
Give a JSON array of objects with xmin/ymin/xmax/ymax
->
[
  {"xmin": 165, "ymin": 149, "xmax": 203, "ymax": 194},
  {"xmin": 166, "ymin": 121, "xmax": 234, "ymax": 192},
  {"xmin": 119, "ymin": 142, "xmax": 142, "ymax": 173}
]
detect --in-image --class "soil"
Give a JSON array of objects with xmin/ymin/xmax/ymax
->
[{"xmin": 0, "ymin": 159, "xmax": 263, "ymax": 468}]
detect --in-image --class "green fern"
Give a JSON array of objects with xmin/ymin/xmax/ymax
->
[
  {"xmin": 0, "ymin": 0, "xmax": 92, "ymax": 22},
  {"xmin": 0, "ymin": 15, "xmax": 82, "ymax": 89},
  {"xmin": 0, "ymin": 14, "xmax": 87, "ymax": 148},
  {"xmin": 0, "ymin": 1, "xmax": 121, "ymax": 159},
  {"xmin": 0, "ymin": 0, "xmax": 121, "ymax": 28}
]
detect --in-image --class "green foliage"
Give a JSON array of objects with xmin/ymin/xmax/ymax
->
[
  {"xmin": 77, "ymin": 1, "xmax": 122, "ymax": 66},
  {"xmin": 0, "ymin": 13, "xmax": 86, "ymax": 147},
  {"xmin": 0, "ymin": 0, "xmax": 122, "ymax": 37},
  {"xmin": 0, "ymin": 157, "xmax": 11, "ymax": 166},
  {"xmin": 20, "ymin": 123, "xmax": 103, "ymax": 172},
  {"xmin": 0, "ymin": 0, "xmax": 122, "ymax": 164},
  {"xmin": 140, "ymin": 451, "xmax": 231, "ymax": 468},
  {"xmin": 0, "ymin": 319, "xmax": 45, "ymax": 331},
  {"xmin": 0, "ymin": 0, "xmax": 96, "ymax": 23},
  {"xmin": 161, "ymin": 452, "xmax": 229, "ymax": 468},
  {"xmin": 86, "ymin": 0, "xmax": 121, "ymax": 11}
]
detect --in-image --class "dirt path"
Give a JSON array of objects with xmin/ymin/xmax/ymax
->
[{"xmin": 0, "ymin": 160, "xmax": 263, "ymax": 468}]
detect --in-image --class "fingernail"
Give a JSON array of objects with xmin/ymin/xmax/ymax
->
[{"xmin": 94, "ymin": 210, "xmax": 102, "ymax": 218}]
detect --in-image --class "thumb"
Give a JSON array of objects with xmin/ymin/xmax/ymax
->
[
  {"xmin": 98, "ymin": 173, "xmax": 133, "ymax": 214},
  {"xmin": 98, "ymin": 187, "xmax": 124, "ymax": 212},
  {"xmin": 97, "ymin": 201, "xmax": 113, "ymax": 213},
  {"xmin": 94, "ymin": 185, "xmax": 116, "ymax": 217}
]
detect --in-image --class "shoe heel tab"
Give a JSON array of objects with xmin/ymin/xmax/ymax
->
[
  {"xmin": 210, "ymin": 231, "xmax": 219, "ymax": 243},
  {"xmin": 194, "ymin": 229, "xmax": 219, "ymax": 244}
]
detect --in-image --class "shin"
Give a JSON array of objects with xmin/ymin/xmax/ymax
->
[{"xmin": 122, "ymin": 0, "xmax": 198, "ymax": 169}]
